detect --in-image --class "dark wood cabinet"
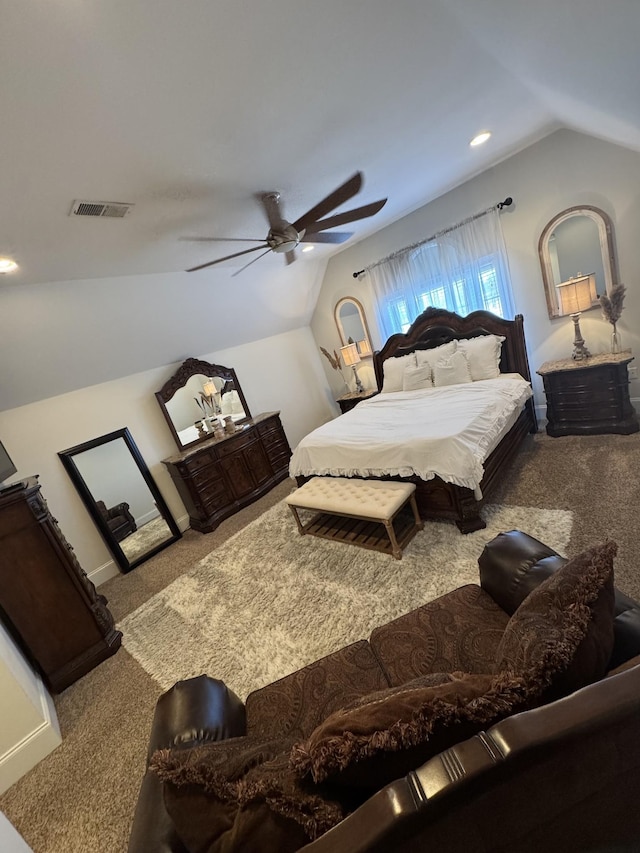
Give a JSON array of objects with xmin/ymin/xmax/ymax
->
[
  {"xmin": 537, "ymin": 352, "xmax": 639, "ymax": 437},
  {"xmin": 0, "ymin": 477, "xmax": 121, "ymax": 692},
  {"xmin": 162, "ymin": 412, "xmax": 292, "ymax": 533}
]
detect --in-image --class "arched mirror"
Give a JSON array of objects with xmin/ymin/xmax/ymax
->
[
  {"xmin": 334, "ymin": 297, "xmax": 373, "ymax": 357},
  {"xmin": 59, "ymin": 428, "xmax": 181, "ymax": 574},
  {"xmin": 156, "ymin": 358, "xmax": 252, "ymax": 450},
  {"xmin": 538, "ymin": 205, "xmax": 619, "ymax": 319}
]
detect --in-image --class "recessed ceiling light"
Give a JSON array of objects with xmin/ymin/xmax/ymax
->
[
  {"xmin": 0, "ymin": 258, "xmax": 18, "ymax": 273},
  {"xmin": 302, "ymin": 245, "xmax": 314, "ymax": 253},
  {"xmin": 470, "ymin": 131, "xmax": 491, "ymax": 147}
]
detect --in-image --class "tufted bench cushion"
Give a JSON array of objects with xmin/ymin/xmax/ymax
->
[{"xmin": 285, "ymin": 477, "xmax": 423, "ymax": 559}]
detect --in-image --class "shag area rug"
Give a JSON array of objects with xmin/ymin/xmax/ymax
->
[
  {"xmin": 118, "ymin": 501, "xmax": 573, "ymax": 699},
  {"xmin": 120, "ymin": 515, "xmax": 172, "ymax": 563}
]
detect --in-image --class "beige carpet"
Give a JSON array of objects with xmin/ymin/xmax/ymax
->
[
  {"xmin": 1, "ymin": 431, "xmax": 639, "ymax": 853},
  {"xmin": 119, "ymin": 501, "xmax": 572, "ymax": 699}
]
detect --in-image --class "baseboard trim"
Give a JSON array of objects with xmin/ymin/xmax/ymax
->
[
  {"xmin": 0, "ymin": 675, "xmax": 61, "ymax": 795},
  {"xmin": 88, "ymin": 559, "xmax": 120, "ymax": 587}
]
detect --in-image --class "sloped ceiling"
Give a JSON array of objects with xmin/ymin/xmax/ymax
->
[{"xmin": 2, "ymin": 0, "xmax": 640, "ymax": 408}]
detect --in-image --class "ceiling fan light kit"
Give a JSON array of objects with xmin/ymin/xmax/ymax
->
[{"xmin": 186, "ymin": 171, "xmax": 386, "ymax": 275}]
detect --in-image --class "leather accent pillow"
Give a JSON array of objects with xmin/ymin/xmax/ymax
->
[
  {"xmin": 289, "ymin": 670, "xmax": 529, "ymax": 789},
  {"xmin": 495, "ymin": 540, "xmax": 616, "ymax": 701}
]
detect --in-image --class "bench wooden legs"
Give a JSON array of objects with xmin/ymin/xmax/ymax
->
[{"xmin": 286, "ymin": 492, "xmax": 423, "ymax": 559}]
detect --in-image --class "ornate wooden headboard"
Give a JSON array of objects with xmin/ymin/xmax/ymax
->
[{"xmin": 373, "ymin": 308, "xmax": 532, "ymax": 392}]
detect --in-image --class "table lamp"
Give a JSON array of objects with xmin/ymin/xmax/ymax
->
[
  {"xmin": 556, "ymin": 276, "xmax": 594, "ymax": 360},
  {"xmin": 340, "ymin": 343, "xmax": 365, "ymax": 392}
]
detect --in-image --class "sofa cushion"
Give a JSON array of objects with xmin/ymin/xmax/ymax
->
[
  {"xmin": 289, "ymin": 670, "xmax": 529, "ymax": 789},
  {"xmin": 495, "ymin": 541, "xmax": 616, "ymax": 701},
  {"xmin": 245, "ymin": 640, "xmax": 389, "ymax": 741},
  {"xmin": 369, "ymin": 584, "xmax": 510, "ymax": 685},
  {"xmin": 151, "ymin": 734, "xmax": 355, "ymax": 851}
]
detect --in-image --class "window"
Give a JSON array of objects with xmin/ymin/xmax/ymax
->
[{"xmin": 369, "ymin": 208, "xmax": 515, "ymax": 341}]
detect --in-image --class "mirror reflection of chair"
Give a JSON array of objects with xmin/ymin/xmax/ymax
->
[{"xmin": 96, "ymin": 499, "xmax": 137, "ymax": 543}]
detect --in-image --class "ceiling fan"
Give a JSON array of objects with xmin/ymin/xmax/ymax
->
[{"xmin": 184, "ymin": 172, "xmax": 387, "ymax": 275}]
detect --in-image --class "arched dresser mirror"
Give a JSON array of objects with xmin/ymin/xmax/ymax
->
[
  {"xmin": 59, "ymin": 428, "xmax": 181, "ymax": 574},
  {"xmin": 538, "ymin": 205, "xmax": 619, "ymax": 319},
  {"xmin": 334, "ymin": 297, "xmax": 373, "ymax": 356},
  {"xmin": 156, "ymin": 358, "xmax": 252, "ymax": 450}
]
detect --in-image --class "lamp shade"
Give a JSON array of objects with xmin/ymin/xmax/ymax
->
[
  {"xmin": 202, "ymin": 379, "xmax": 217, "ymax": 398},
  {"xmin": 556, "ymin": 274, "xmax": 595, "ymax": 314},
  {"xmin": 357, "ymin": 338, "xmax": 372, "ymax": 357},
  {"xmin": 340, "ymin": 343, "xmax": 361, "ymax": 367}
]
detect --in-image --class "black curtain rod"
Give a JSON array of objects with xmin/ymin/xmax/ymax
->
[{"xmin": 352, "ymin": 197, "xmax": 513, "ymax": 278}]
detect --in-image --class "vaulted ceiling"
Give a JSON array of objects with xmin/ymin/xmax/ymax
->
[{"xmin": 2, "ymin": 1, "xmax": 640, "ymax": 407}]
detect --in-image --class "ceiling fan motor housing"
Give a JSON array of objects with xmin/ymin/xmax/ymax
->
[{"xmin": 267, "ymin": 223, "xmax": 301, "ymax": 253}]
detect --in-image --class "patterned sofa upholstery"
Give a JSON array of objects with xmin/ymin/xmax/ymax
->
[{"xmin": 128, "ymin": 530, "xmax": 640, "ymax": 853}]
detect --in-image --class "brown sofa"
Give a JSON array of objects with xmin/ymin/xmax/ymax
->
[{"xmin": 128, "ymin": 530, "xmax": 640, "ymax": 852}]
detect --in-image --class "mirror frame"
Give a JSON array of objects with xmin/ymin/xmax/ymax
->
[
  {"xmin": 156, "ymin": 358, "xmax": 252, "ymax": 451},
  {"xmin": 334, "ymin": 296, "xmax": 373, "ymax": 356},
  {"xmin": 58, "ymin": 427, "xmax": 181, "ymax": 574},
  {"xmin": 538, "ymin": 205, "xmax": 619, "ymax": 319}
]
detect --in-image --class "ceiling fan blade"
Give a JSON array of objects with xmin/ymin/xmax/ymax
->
[
  {"xmin": 285, "ymin": 249, "xmax": 296, "ymax": 265},
  {"xmin": 180, "ymin": 236, "xmax": 266, "ymax": 243},
  {"xmin": 303, "ymin": 199, "xmax": 388, "ymax": 234},
  {"xmin": 292, "ymin": 172, "xmax": 363, "ymax": 233},
  {"xmin": 186, "ymin": 243, "xmax": 269, "ymax": 273},
  {"xmin": 231, "ymin": 248, "xmax": 273, "ymax": 278},
  {"xmin": 260, "ymin": 192, "xmax": 287, "ymax": 231},
  {"xmin": 299, "ymin": 231, "xmax": 353, "ymax": 244}
]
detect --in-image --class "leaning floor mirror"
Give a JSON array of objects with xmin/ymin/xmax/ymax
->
[{"xmin": 59, "ymin": 427, "xmax": 181, "ymax": 573}]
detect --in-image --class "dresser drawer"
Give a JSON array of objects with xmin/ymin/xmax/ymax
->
[{"xmin": 185, "ymin": 448, "xmax": 218, "ymax": 474}]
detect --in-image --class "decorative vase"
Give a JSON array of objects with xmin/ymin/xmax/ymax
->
[{"xmin": 611, "ymin": 323, "xmax": 621, "ymax": 354}]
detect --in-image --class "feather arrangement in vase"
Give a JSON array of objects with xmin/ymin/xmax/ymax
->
[
  {"xmin": 320, "ymin": 346, "xmax": 350, "ymax": 391},
  {"xmin": 600, "ymin": 284, "xmax": 626, "ymax": 353}
]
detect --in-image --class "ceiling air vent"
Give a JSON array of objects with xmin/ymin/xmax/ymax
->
[{"xmin": 70, "ymin": 200, "xmax": 133, "ymax": 218}]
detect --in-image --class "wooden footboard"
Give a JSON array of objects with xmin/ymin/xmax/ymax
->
[{"xmin": 411, "ymin": 408, "xmax": 534, "ymax": 532}]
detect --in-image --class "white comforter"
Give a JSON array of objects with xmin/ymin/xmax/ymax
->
[{"xmin": 289, "ymin": 376, "xmax": 533, "ymax": 496}]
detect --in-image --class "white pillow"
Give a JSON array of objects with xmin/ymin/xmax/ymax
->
[
  {"xmin": 415, "ymin": 340, "xmax": 458, "ymax": 371},
  {"xmin": 457, "ymin": 335, "xmax": 505, "ymax": 381},
  {"xmin": 403, "ymin": 364, "xmax": 433, "ymax": 391},
  {"xmin": 381, "ymin": 353, "xmax": 417, "ymax": 393},
  {"xmin": 433, "ymin": 350, "xmax": 472, "ymax": 387},
  {"xmin": 229, "ymin": 390, "xmax": 244, "ymax": 415},
  {"xmin": 220, "ymin": 393, "xmax": 233, "ymax": 415}
]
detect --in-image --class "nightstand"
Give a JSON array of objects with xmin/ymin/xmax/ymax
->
[
  {"xmin": 337, "ymin": 390, "xmax": 378, "ymax": 414},
  {"xmin": 537, "ymin": 351, "xmax": 639, "ymax": 436}
]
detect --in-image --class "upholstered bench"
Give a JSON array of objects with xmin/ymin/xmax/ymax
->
[{"xmin": 284, "ymin": 477, "xmax": 423, "ymax": 559}]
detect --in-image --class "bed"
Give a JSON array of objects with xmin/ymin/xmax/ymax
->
[{"xmin": 292, "ymin": 308, "xmax": 538, "ymax": 533}]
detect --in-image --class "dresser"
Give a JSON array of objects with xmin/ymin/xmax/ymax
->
[
  {"xmin": 537, "ymin": 351, "xmax": 639, "ymax": 437},
  {"xmin": 0, "ymin": 477, "xmax": 121, "ymax": 692},
  {"xmin": 162, "ymin": 412, "xmax": 292, "ymax": 533}
]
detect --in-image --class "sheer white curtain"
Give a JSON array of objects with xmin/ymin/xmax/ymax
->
[{"xmin": 369, "ymin": 207, "xmax": 515, "ymax": 341}]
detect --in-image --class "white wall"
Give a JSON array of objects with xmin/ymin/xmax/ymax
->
[
  {"xmin": 0, "ymin": 813, "xmax": 33, "ymax": 853},
  {"xmin": 0, "ymin": 326, "xmax": 333, "ymax": 587},
  {"xmin": 312, "ymin": 129, "xmax": 640, "ymax": 409},
  {"xmin": 0, "ymin": 622, "xmax": 61, "ymax": 796}
]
